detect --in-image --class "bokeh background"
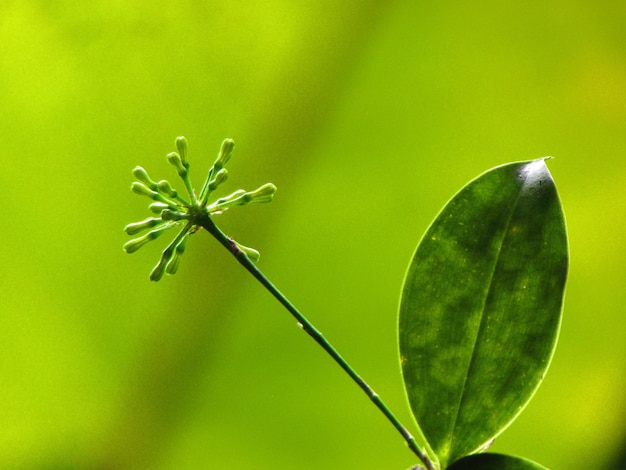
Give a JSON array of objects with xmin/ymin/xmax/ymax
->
[{"xmin": 1, "ymin": 1, "xmax": 625, "ymax": 469}]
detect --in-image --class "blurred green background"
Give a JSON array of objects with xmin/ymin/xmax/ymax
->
[{"xmin": 1, "ymin": 1, "xmax": 625, "ymax": 469}]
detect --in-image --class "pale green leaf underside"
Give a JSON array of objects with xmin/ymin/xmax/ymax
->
[{"xmin": 399, "ymin": 159, "xmax": 568, "ymax": 467}]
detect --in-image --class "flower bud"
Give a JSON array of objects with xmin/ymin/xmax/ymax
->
[
  {"xmin": 149, "ymin": 202, "xmax": 170, "ymax": 214},
  {"xmin": 176, "ymin": 136, "xmax": 189, "ymax": 165},
  {"xmin": 123, "ymin": 223, "xmax": 172, "ymax": 253},
  {"xmin": 165, "ymin": 234, "xmax": 189, "ymax": 275},
  {"xmin": 248, "ymin": 183, "xmax": 277, "ymax": 204},
  {"xmin": 123, "ymin": 235, "xmax": 152, "ymax": 253},
  {"xmin": 124, "ymin": 217, "xmax": 162, "ymax": 235},
  {"xmin": 233, "ymin": 240, "xmax": 260, "ymax": 262},
  {"xmin": 131, "ymin": 181, "xmax": 156, "ymax": 198},
  {"xmin": 150, "ymin": 256, "xmax": 169, "ymax": 281},
  {"xmin": 208, "ymin": 168, "xmax": 229, "ymax": 191},
  {"xmin": 157, "ymin": 179, "xmax": 177, "ymax": 198},
  {"xmin": 215, "ymin": 138, "xmax": 235, "ymax": 167},
  {"xmin": 133, "ymin": 166, "xmax": 158, "ymax": 190},
  {"xmin": 167, "ymin": 152, "xmax": 186, "ymax": 175}
]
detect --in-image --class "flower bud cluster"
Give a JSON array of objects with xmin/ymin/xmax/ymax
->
[{"xmin": 123, "ymin": 137, "xmax": 277, "ymax": 281}]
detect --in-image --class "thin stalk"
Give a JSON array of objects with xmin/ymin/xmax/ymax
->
[{"xmin": 197, "ymin": 214, "xmax": 436, "ymax": 470}]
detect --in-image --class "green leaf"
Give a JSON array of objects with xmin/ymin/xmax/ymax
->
[
  {"xmin": 398, "ymin": 159, "xmax": 568, "ymax": 467},
  {"xmin": 446, "ymin": 453, "xmax": 549, "ymax": 470}
]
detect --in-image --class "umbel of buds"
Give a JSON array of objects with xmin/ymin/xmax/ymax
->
[{"xmin": 123, "ymin": 137, "xmax": 277, "ymax": 281}]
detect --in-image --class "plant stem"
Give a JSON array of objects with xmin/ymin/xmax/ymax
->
[{"xmin": 198, "ymin": 215, "xmax": 436, "ymax": 470}]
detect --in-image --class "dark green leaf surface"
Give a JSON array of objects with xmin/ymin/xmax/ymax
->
[
  {"xmin": 446, "ymin": 453, "xmax": 549, "ymax": 470},
  {"xmin": 399, "ymin": 159, "xmax": 568, "ymax": 467}
]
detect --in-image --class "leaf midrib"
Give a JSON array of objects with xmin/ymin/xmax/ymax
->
[{"xmin": 445, "ymin": 172, "xmax": 526, "ymax": 464}]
